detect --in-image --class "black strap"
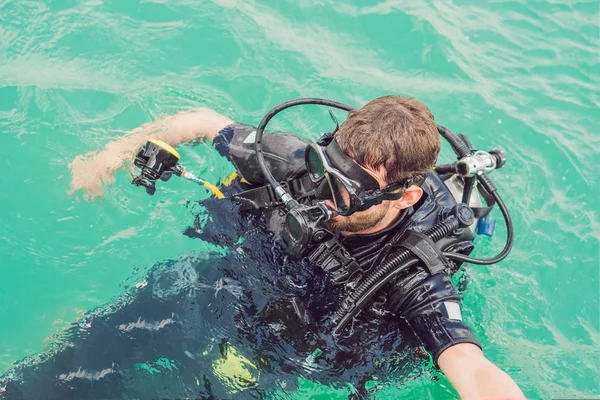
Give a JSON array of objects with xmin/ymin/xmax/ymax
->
[
  {"xmin": 471, "ymin": 182, "xmax": 495, "ymax": 219},
  {"xmin": 398, "ymin": 230, "xmax": 449, "ymax": 275},
  {"xmin": 229, "ymin": 184, "xmax": 282, "ymax": 210}
]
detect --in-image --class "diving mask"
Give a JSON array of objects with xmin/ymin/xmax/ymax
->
[{"xmin": 305, "ymin": 133, "xmax": 407, "ymax": 216}]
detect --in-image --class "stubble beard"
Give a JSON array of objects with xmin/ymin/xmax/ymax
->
[{"xmin": 326, "ymin": 202, "xmax": 390, "ymax": 233}]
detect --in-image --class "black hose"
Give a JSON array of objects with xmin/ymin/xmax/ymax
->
[
  {"xmin": 332, "ymin": 258, "xmax": 420, "ymax": 336},
  {"xmin": 331, "ymin": 215, "xmax": 462, "ymax": 332},
  {"xmin": 254, "ymin": 98, "xmax": 355, "ymax": 200},
  {"xmin": 461, "ymin": 177, "xmax": 475, "ymax": 204},
  {"xmin": 444, "ymin": 174, "xmax": 513, "ymax": 265},
  {"xmin": 434, "ymin": 126, "xmax": 514, "ymax": 265},
  {"xmin": 437, "ymin": 125, "xmax": 471, "ymax": 158},
  {"xmin": 434, "ymin": 163, "xmax": 457, "ymax": 176}
]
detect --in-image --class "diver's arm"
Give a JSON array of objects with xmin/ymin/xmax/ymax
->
[
  {"xmin": 215, "ymin": 123, "xmax": 310, "ymax": 185},
  {"xmin": 438, "ymin": 343, "xmax": 525, "ymax": 399},
  {"xmin": 128, "ymin": 108, "xmax": 232, "ymax": 144},
  {"xmin": 387, "ymin": 270, "xmax": 524, "ymax": 399},
  {"xmin": 70, "ymin": 108, "xmax": 232, "ymax": 199}
]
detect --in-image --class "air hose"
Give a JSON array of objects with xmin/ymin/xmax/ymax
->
[
  {"xmin": 254, "ymin": 98, "xmax": 355, "ymax": 208},
  {"xmin": 437, "ymin": 124, "xmax": 514, "ymax": 265},
  {"xmin": 443, "ymin": 173, "xmax": 513, "ymax": 265},
  {"xmin": 331, "ymin": 204, "xmax": 474, "ymax": 335}
]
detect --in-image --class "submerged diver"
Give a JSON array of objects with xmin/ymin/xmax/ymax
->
[{"xmin": 1, "ymin": 96, "xmax": 524, "ymax": 399}]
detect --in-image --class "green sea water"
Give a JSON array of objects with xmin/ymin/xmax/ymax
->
[{"xmin": 0, "ymin": 0, "xmax": 598, "ymax": 398}]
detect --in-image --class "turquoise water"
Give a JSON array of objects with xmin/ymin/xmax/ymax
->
[{"xmin": 0, "ymin": 0, "xmax": 598, "ymax": 398}]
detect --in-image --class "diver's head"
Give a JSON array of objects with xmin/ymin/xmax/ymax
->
[{"xmin": 309, "ymin": 95, "xmax": 441, "ymax": 235}]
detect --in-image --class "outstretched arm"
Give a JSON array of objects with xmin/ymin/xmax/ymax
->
[
  {"xmin": 438, "ymin": 343, "xmax": 525, "ymax": 399},
  {"xmin": 69, "ymin": 108, "xmax": 232, "ymax": 199},
  {"xmin": 387, "ymin": 270, "xmax": 524, "ymax": 400}
]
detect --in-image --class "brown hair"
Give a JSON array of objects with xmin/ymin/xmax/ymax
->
[{"xmin": 335, "ymin": 95, "xmax": 440, "ymax": 186}]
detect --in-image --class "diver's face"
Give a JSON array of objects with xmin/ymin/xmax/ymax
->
[
  {"xmin": 324, "ymin": 164, "xmax": 397, "ymax": 234},
  {"xmin": 325, "ymin": 198, "xmax": 392, "ymax": 233}
]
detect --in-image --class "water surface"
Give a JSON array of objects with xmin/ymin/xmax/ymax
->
[{"xmin": 0, "ymin": 0, "xmax": 598, "ymax": 398}]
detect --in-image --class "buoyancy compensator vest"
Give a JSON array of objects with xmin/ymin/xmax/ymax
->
[{"xmin": 228, "ymin": 98, "xmax": 514, "ymax": 336}]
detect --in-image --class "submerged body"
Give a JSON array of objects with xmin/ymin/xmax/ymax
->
[{"xmin": 0, "ymin": 194, "xmax": 426, "ymax": 398}]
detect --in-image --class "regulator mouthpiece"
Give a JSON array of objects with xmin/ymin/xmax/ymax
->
[
  {"xmin": 282, "ymin": 202, "xmax": 333, "ymax": 259},
  {"xmin": 131, "ymin": 139, "xmax": 181, "ymax": 195}
]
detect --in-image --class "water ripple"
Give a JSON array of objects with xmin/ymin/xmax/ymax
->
[{"xmin": 0, "ymin": 0, "xmax": 598, "ymax": 398}]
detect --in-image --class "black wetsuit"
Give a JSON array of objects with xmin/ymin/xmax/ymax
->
[
  {"xmin": 213, "ymin": 123, "xmax": 480, "ymax": 361},
  {"xmin": 0, "ymin": 124, "xmax": 479, "ymax": 400}
]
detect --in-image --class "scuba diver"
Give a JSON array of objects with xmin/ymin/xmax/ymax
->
[{"xmin": 1, "ymin": 96, "xmax": 524, "ymax": 399}]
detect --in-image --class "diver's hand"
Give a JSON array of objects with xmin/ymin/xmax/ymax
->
[
  {"xmin": 438, "ymin": 343, "xmax": 526, "ymax": 399},
  {"xmin": 69, "ymin": 108, "xmax": 233, "ymax": 200}
]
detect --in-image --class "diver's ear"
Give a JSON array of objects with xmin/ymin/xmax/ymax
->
[{"xmin": 393, "ymin": 185, "xmax": 423, "ymax": 210}]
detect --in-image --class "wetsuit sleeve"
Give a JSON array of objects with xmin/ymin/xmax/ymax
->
[
  {"xmin": 386, "ymin": 268, "xmax": 481, "ymax": 364},
  {"xmin": 213, "ymin": 123, "xmax": 310, "ymax": 185}
]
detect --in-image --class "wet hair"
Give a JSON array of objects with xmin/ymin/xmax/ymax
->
[{"xmin": 335, "ymin": 95, "xmax": 441, "ymax": 186}]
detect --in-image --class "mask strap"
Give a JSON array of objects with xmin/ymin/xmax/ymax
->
[
  {"xmin": 316, "ymin": 110, "xmax": 340, "ymax": 146},
  {"xmin": 361, "ymin": 179, "xmax": 411, "ymax": 204},
  {"xmin": 317, "ymin": 131, "xmax": 335, "ymax": 146},
  {"xmin": 382, "ymin": 180, "xmax": 410, "ymax": 194}
]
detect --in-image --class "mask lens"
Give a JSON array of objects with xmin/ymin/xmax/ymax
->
[
  {"xmin": 306, "ymin": 146, "xmax": 325, "ymax": 181},
  {"xmin": 330, "ymin": 174, "xmax": 351, "ymax": 213}
]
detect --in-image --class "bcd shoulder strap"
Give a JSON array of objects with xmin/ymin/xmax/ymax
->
[{"xmin": 397, "ymin": 230, "xmax": 449, "ymax": 275}]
